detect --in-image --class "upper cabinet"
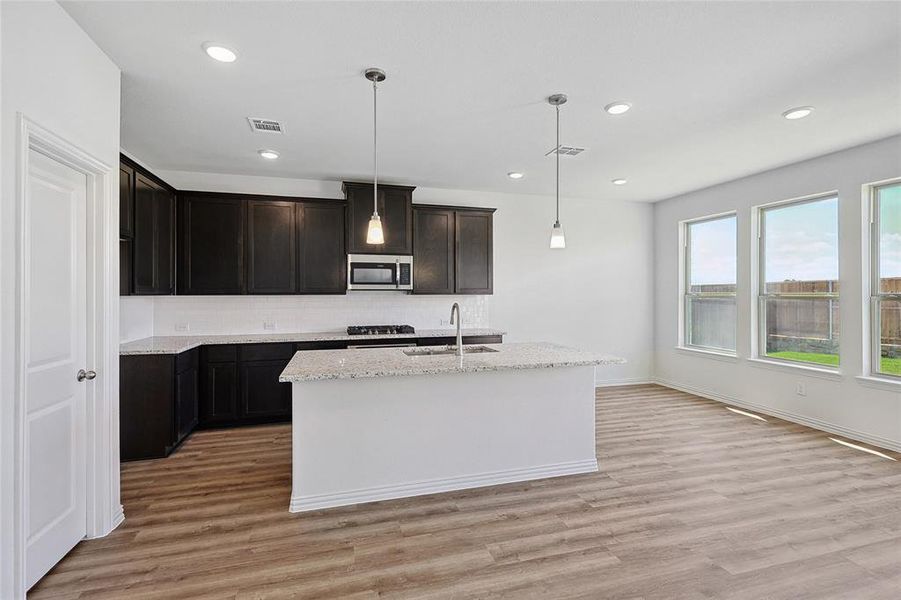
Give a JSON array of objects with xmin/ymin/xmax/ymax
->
[
  {"xmin": 344, "ymin": 182, "xmax": 413, "ymax": 255},
  {"xmin": 175, "ymin": 192, "xmax": 347, "ymax": 295},
  {"xmin": 178, "ymin": 193, "xmax": 246, "ymax": 295},
  {"xmin": 132, "ymin": 172, "xmax": 175, "ymax": 295},
  {"xmin": 297, "ymin": 201, "xmax": 347, "ymax": 294},
  {"xmin": 120, "ymin": 156, "xmax": 176, "ymax": 296},
  {"xmin": 413, "ymin": 205, "xmax": 495, "ymax": 295},
  {"xmin": 119, "ymin": 164, "xmax": 134, "ymax": 239},
  {"xmin": 246, "ymin": 199, "xmax": 296, "ymax": 294}
]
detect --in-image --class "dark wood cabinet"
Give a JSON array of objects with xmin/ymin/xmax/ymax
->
[
  {"xmin": 456, "ymin": 210, "xmax": 494, "ymax": 294},
  {"xmin": 413, "ymin": 207, "xmax": 456, "ymax": 294},
  {"xmin": 298, "ymin": 201, "xmax": 347, "ymax": 294},
  {"xmin": 413, "ymin": 205, "xmax": 495, "ymax": 295},
  {"xmin": 133, "ymin": 173, "xmax": 175, "ymax": 295},
  {"xmin": 199, "ymin": 343, "xmax": 293, "ymax": 428},
  {"xmin": 179, "ymin": 194, "xmax": 246, "ymax": 294},
  {"xmin": 175, "ymin": 350, "xmax": 199, "ymax": 444},
  {"xmin": 344, "ymin": 182, "xmax": 414, "ymax": 255},
  {"xmin": 119, "ymin": 164, "xmax": 134, "ymax": 239},
  {"xmin": 120, "ymin": 348, "xmax": 198, "ymax": 461},
  {"xmin": 200, "ymin": 346, "xmax": 239, "ymax": 426},
  {"xmin": 247, "ymin": 199, "xmax": 296, "ymax": 294}
]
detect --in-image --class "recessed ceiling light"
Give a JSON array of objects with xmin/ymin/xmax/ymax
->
[
  {"xmin": 604, "ymin": 102, "xmax": 631, "ymax": 115},
  {"xmin": 612, "ymin": 178, "xmax": 628, "ymax": 185},
  {"xmin": 258, "ymin": 149, "xmax": 279, "ymax": 160},
  {"xmin": 507, "ymin": 172, "xmax": 524, "ymax": 179},
  {"xmin": 202, "ymin": 42, "xmax": 237, "ymax": 63},
  {"xmin": 782, "ymin": 106, "xmax": 814, "ymax": 120}
]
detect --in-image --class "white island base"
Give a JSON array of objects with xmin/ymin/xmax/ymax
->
[{"xmin": 288, "ymin": 363, "xmax": 598, "ymax": 512}]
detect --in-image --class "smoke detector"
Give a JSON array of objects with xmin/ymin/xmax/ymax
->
[
  {"xmin": 545, "ymin": 145, "xmax": 586, "ymax": 157},
  {"xmin": 247, "ymin": 117, "xmax": 284, "ymax": 134}
]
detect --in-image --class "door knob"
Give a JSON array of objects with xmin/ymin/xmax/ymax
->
[{"xmin": 77, "ymin": 369, "xmax": 96, "ymax": 382}]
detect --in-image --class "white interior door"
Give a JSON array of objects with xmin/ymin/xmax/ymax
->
[{"xmin": 24, "ymin": 149, "xmax": 88, "ymax": 589}]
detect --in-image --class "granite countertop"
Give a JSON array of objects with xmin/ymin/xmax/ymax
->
[
  {"xmin": 279, "ymin": 342, "xmax": 625, "ymax": 382},
  {"xmin": 119, "ymin": 328, "xmax": 507, "ymax": 355}
]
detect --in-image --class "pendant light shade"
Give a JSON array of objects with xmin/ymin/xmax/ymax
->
[
  {"xmin": 366, "ymin": 214, "xmax": 384, "ymax": 244},
  {"xmin": 365, "ymin": 67, "xmax": 387, "ymax": 245},
  {"xmin": 550, "ymin": 221, "xmax": 566, "ymax": 248},
  {"xmin": 548, "ymin": 93, "xmax": 567, "ymax": 249}
]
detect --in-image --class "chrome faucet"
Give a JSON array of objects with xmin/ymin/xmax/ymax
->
[{"xmin": 449, "ymin": 302, "xmax": 463, "ymax": 357}]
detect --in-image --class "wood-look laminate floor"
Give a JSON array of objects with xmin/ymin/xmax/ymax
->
[{"xmin": 30, "ymin": 384, "xmax": 901, "ymax": 599}]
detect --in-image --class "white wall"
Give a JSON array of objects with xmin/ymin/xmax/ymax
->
[
  {"xmin": 122, "ymin": 169, "xmax": 655, "ymax": 385},
  {"xmin": 0, "ymin": 1, "xmax": 121, "ymax": 597},
  {"xmin": 654, "ymin": 135, "xmax": 901, "ymax": 451}
]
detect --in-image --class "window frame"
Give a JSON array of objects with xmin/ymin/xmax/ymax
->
[
  {"xmin": 870, "ymin": 180, "xmax": 901, "ymax": 380},
  {"xmin": 755, "ymin": 192, "xmax": 841, "ymax": 369},
  {"xmin": 680, "ymin": 211, "xmax": 738, "ymax": 355}
]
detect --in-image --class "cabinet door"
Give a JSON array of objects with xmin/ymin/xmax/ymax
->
[
  {"xmin": 155, "ymin": 189, "xmax": 175, "ymax": 295},
  {"xmin": 200, "ymin": 361, "xmax": 238, "ymax": 425},
  {"xmin": 119, "ymin": 240, "xmax": 132, "ymax": 296},
  {"xmin": 298, "ymin": 202, "xmax": 347, "ymax": 293},
  {"xmin": 239, "ymin": 361, "xmax": 292, "ymax": 419},
  {"xmin": 380, "ymin": 187, "xmax": 413, "ymax": 255},
  {"xmin": 413, "ymin": 207, "xmax": 455, "ymax": 294},
  {"xmin": 175, "ymin": 367, "xmax": 198, "ymax": 444},
  {"xmin": 247, "ymin": 199, "xmax": 296, "ymax": 294},
  {"xmin": 119, "ymin": 164, "xmax": 134, "ymax": 239},
  {"xmin": 345, "ymin": 183, "xmax": 413, "ymax": 254},
  {"xmin": 180, "ymin": 194, "xmax": 245, "ymax": 294},
  {"xmin": 133, "ymin": 174, "xmax": 174, "ymax": 295},
  {"xmin": 455, "ymin": 210, "xmax": 494, "ymax": 294}
]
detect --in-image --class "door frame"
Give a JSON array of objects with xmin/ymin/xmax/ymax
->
[{"xmin": 7, "ymin": 115, "xmax": 121, "ymax": 597}]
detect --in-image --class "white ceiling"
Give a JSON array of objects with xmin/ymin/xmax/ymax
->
[{"xmin": 63, "ymin": 1, "xmax": 901, "ymax": 202}]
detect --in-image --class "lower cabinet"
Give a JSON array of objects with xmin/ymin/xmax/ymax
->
[
  {"xmin": 199, "ymin": 343, "xmax": 293, "ymax": 428},
  {"xmin": 120, "ymin": 348, "xmax": 198, "ymax": 461},
  {"xmin": 121, "ymin": 336, "xmax": 505, "ymax": 459}
]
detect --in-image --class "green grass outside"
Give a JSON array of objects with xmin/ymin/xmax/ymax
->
[{"xmin": 767, "ymin": 351, "xmax": 901, "ymax": 376}]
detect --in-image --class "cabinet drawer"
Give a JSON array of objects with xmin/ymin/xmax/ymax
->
[
  {"xmin": 240, "ymin": 343, "xmax": 294, "ymax": 361},
  {"xmin": 204, "ymin": 345, "xmax": 237, "ymax": 363}
]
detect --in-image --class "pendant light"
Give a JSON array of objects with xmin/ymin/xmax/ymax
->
[
  {"xmin": 365, "ymin": 67, "xmax": 386, "ymax": 245},
  {"xmin": 548, "ymin": 93, "xmax": 567, "ymax": 249}
]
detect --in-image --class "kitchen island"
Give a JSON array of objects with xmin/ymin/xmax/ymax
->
[{"xmin": 279, "ymin": 342, "xmax": 625, "ymax": 512}]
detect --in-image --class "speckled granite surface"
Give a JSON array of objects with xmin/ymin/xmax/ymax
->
[
  {"xmin": 279, "ymin": 342, "xmax": 625, "ymax": 382},
  {"xmin": 119, "ymin": 329, "xmax": 507, "ymax": 355}
]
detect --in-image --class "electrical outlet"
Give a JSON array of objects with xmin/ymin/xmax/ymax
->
[
  {"xmin": 439, "ymin": 319, "xmax": 449, "ymax": 326},
  {"xmin": 795, "ymin": 382, "xmax": 807, "ymax": 396},
  {"xmin": 263, "ymin": 320, "xmax": 276, "ymax": 331},
  {"xmin": 174, "ymin": 323, "xmax": 189, "ymax": 332}
]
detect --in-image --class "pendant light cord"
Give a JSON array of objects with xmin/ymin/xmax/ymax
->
[
  {"xmin": 373, "ymin": 78, "xmax": 379, "ymax": 217},
  {"xmin": 555, "ymin": 104, "xmax": 560, "ymax": 226}
]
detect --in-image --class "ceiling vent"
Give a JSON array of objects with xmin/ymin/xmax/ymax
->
[
  {"xmin": 546, "ymin": 145, "xmax": 586, "ymax": 157},
  {"xmin": 247, "ymin": 117, "xmax": 284, "ymax": 134}
]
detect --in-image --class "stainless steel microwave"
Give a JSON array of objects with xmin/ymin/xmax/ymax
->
[{"xmin": 347, "ymin": 254, "xmax": 413, "ymax": 291}]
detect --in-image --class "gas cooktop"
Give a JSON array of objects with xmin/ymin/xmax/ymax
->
[{"xmin": 347, "ymin": 325, "xmax": 415, "ymax": 336}]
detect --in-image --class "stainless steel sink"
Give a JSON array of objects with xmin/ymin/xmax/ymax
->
[{"xmin": 403, "ymin": 345, "xmax": 498, "ymax": 357}]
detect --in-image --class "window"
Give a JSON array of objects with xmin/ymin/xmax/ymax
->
[
  {"xmin": 872, "ymin": 182, "xmax": 901, "ymax": 378},
  {"xmin": 758, "ymin": 195, "xmax": 839, "ymax": 367},
  {"xmin": 683, "ymin": 214, "xmax": 737, "ymax": 352}
]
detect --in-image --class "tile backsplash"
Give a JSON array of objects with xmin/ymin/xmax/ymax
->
[{"xmin": 137, "ymin": 294, "xmax": 490, "ymax": 336}]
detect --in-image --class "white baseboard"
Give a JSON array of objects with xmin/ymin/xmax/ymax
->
[
  {"xmin": 653, "ymin": 377, "xmax": 901, "ymax": 454},
  {"xmin": 595, "ymin": 377, "xmax": 652, "ymax": 388},
  {"xmin": 289, "ymin": 458, "xmax": 599, "ymax": 513}
]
